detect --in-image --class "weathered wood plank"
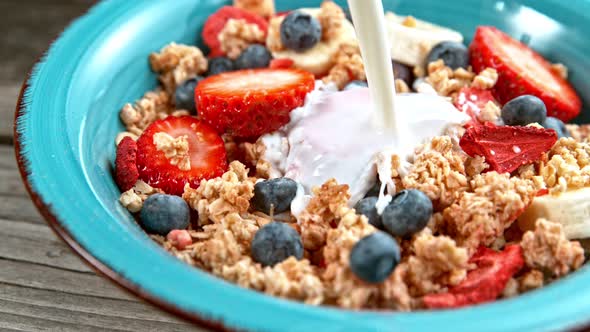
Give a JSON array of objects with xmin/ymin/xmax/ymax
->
[
  {"xmin": 0, "ymin": 145, "xmax": 17, "ymax": 169},
  {"xmin": 0, "ymin": 311, "xmax": 121, "ymax": 332},
  {"xmin": 0, "ymin": 258, "xmax": 135, "ymax": 302},
  {"xmin": 0, "ymin": 283, "xmax": 194, "ymax": 326},
  {"xmin": 0, "ymin": 288, "xmax": 196, "ymax": 331},
  {"xmin": 0, "ymin": 218, "xmax": 92, "ymax": 273},
  {"xmin": 0, "ymin": 85, "xmax": 20, "ymax": 143},
  {"xmin": 0, "ymin": 195, "xmax": 42, "ymax": 224}
]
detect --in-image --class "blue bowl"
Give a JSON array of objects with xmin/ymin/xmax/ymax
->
[{"xmin": 14, "ymin": 0, "xmax": 590, "ymax": 331}]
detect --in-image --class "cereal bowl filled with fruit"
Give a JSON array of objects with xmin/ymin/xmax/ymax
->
[{"xmin": 14, "ymin": 0, "xmax": 590, "ymax": 331}]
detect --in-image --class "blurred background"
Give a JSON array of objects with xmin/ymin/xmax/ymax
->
[{"xmin": 0, "ymin": 1, "xmax": 204, "ymax": 330}]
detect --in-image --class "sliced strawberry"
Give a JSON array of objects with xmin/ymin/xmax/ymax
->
[
  {"xmin": 459, "ymin": 124, "xmax": 557, "ymax": 174},
  {"xmin": 269, "ymin": 58, "xmax": 294, "ymax": 69},
  {"xmin": 136, "ymin": 116, "xmax": 227, "ymax": 195},
  {"xmin": 115, "ymin": 137, "xmax": 139, "ymax": 192},
  {"xmin": 454, "ymin": 87, "xmax": 498, "ymax": 125},
  {"xmin": 196, "ymin": 68, "xmax": 315, "ymax": 138},
  {"xmin": 202, "ymin": 6, "xmax": 268, "ymax": 55},
  {"xmin": 423, "ymin": 244, "xmax": 524, "ymax": 309},
  {"xmin": 469, "ymin": 26, "xmax": 582, "ymax": 122}
]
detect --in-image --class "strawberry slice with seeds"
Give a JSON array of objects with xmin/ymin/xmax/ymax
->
[
  {"xmin": 269, "ymin": 58, "xmax": 295, "ymax": 69},
  {"xmin": 454, "ymin": 87, "xmax": 498, "ymax": 125},
  {"xmin": 202, "ymin": 6, "xmax": 268, "ymax": 55},
  {"xmin": 115, "ymin": 137, "xmax": 139, "ymax": 192},
  {"xmin": 459, "ymin": 124, "xmax": 557, "ymax": 174},
  {"xmin": 423, "ymin": 244, "xmax": 524, "ymax": 309},
  {"xmin": 470, "ymin": 26, "xmax": 582, "ymax": 122},
  {"xmin": 136, "ymin": 116, "xmax": 227, "ymax": 195},
  {"xmin": 196, "ymin": 68, "xmax": 315, "ymax": 138}
]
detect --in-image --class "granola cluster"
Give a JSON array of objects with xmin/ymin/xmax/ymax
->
[
  {"xmin": 322, "ymin": 43, "xmax": 365, "ymax": 89},
  {"xmin": 425, "ymin": 60, "xmax": 498, "ymax": 99},
  {"xmin": 149, "ymin": 43, "xmax": 208, "ymax": 95},
  {"xmin": 317, "ymin": 1, "xmax": 346, "ymax": 41},
  {"xmin": 119, "ymin": 89, "xmax": 174, "ymax": 136},
  {"xmin": 218, "ymin": 19, "xmax": 266, "ymax": 59},
  {"xmin": 153, "ymin": 132, "xmax": 191, "ymax": 171},
  {"xmin": 119, "ymin": 180, "xmax": 162, "ymax": 213},
  {"xmin": 538, "ymin": 138, "xmax": 590, "ymax": 194},
  {"xmin": 233, "ymin": 0, "xmax": 275, "ymax": 18},
  {"xmin": 521, "ymin": 219, "xmax": 584, "ymax": 277}
]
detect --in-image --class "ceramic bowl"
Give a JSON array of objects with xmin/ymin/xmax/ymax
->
[{"xmin": 14, "ymin": 0, "xmax": 590, "ymax": 331}]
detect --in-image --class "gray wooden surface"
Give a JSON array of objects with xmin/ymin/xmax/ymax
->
[{"xmin": 0, "ymin": 1, "xmax": 207, "ymax": 331}]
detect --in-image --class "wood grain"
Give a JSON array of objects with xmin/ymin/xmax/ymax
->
[{"xmin": 0, "ymin": 0, "xmax": 210, "ymax": 330}]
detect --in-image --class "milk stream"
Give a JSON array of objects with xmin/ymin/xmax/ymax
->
[{"xmin": 347, "ymin": 0, "xmax": 406, "ymax": 141}]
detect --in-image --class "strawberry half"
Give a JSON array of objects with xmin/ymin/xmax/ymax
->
[
  {"xmin": 459, "ymin": 124, "xmax": 557, "ymax": 174},
  {"xmin": 196, "ymin": 68, "xmax": 315, "ymax": 138},
  {"xmin": 136, "ymin": 116, "xmax": 227, "ymax": 195},
  {"xmin": 115, "ymin": 137, "xmax": 139, "ymax": 192},
  {"xmin": 202, "ymin": 6, "xmax": 268, "ymax": 56},
  {"xmin": 454, "ymin": 87, "xmax": 498, "ymax": 125},
  {"xmin": 469, "ymin": 26, "xmax": 582, "ymax": 122},
  {"xmin": 423, "ymin": 245, "xmax": 524, "ymax": 309}
]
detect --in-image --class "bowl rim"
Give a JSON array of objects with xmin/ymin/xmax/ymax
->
[{"xmin": 13, "ymin": 0, "xmax": 590, "ymax": 331}]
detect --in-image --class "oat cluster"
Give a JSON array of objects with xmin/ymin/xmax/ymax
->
[
  {"xmin": 521, "ymin": 219, "xmax": 584, "ymax": 277},
  {"xmin": 322, "ymin": 43, "xmax": 365, "ymax": 89},
  {"xmin": 425, "ymin": 60, "xmax": 498, "ymax": 98},
  {"xmin": 119, "ymin": 90, "xmax": 174, "ymax": 136},
  {"xmin": 153, "ymin": 132, "xmax": 191, "ymax": 171},
  {"xmin": 119, "ymin": 180, "xmax": 162, "ymax": 213},
  {"xmin": 317, "ymin": 1, "xmax": 346, "ymax": 41},
  {"xmin": 233, "ymin": 0, "xmax": 275, "ymax": 18},
  {"xmin": 538, "ymin": 138, "xmax": 590, "ymax": 194},
  {"xmin": 218, "ymin": 19, "xmax": 266, "ymax": 59},
  {"xmin": 149, "ymin": 43, "xmax": 208, "ymax": 95}
]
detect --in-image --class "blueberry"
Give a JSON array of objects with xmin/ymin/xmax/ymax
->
[
  {"xmin": 280, "ymin": 11, "xmax": 322, "ymax": 52},
  {"xmin": 174, "ymin": 76, "xmax": 203, "ymax": 114},
  {"xmin": 382, "ymin": 189, "xmax": 432, "ymax": 237},
  {"xmin": 207, "ymin": 57, "xmax": 234, "ymax": 75},
  {"xmin": 392, "ymin": 60, "xmax": 414, "ymax": 86},
  {"xmin": 355, "ymin": 197, "xmax": 382, "ymax": 229},
  {"xmin": 349, "ymin": 231, "xmax": 401, "ymax": 283},
  {"xmin": 501, "ymin": 95, "xmax": 547, "ymax": 126},
  {"xmin": 543, "ymin": 116, "xmax": 570, "ymax": 138},
  {"xmin": 251, "ymin": 222, "xmax": 303, "ymax": 267},
  {"xmin": 365, "ymin": 180, "xmax": 382, "ymax": 198},
  {"xmin": 425, "ymin": 41, "xmax": 469, "ymax": 70},
  {"xmin": 140, "ymin": 194, "xmax": 190, "ymax": 235},
  {"xmin": 251, "ymin": 178, "xmax": 298, "ymax": 214},
  {"xmin": 235, "ymin": 44, "xmax": 273, "ymax": 69},
  {"xmin": 343, "ymin": 80, "xmax": 368, "ymax": 90}
]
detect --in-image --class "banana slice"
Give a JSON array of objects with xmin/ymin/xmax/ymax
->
[
  {"xmin": 267, "ymin": 9, "xmax": 357, "ymax": 76},
  {"xmin": 518, "ymin": 187, "xmax": 590, "ymax": 239},
  {"xmin": 384, "ymin": 12, "xmax": 463, "ymax": 67}
]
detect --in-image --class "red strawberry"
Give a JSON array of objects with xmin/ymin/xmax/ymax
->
[
  {"xmin": 459, "ymin": 124, "xmax": 557, "ymax": 174},
  {"xmin": 136, "ymin": 116, "xmax": 227, "ymax": 195},
  {"xmin": 202, "ymin": 6, "xmax": 268, "ymax": 55},
  {"xmin": 115, "ymin": 137, "xmax": 139, "ymax": 192},
  {"xmin": 196, "ymin": 68, "xmax": 315, "ymax": 138},
  {"xmin": 469, "ymin": 26, "xmax": 582, "ymax": 122},
  {"xmin": 269, "ymin": 58, "xmax": 294, "ymax": 69},
  {"xmin": 423, "ymin": 244, "xmax": 524, "ymax": 309},
  {"xmin": 454, "ymin": 87, "xmax": 498, "ymax": 125}
]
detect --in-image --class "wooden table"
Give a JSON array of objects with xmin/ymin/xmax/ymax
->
[{"xmin": 0, "ymin": 1, "xmax": 207, "ymax": 330}]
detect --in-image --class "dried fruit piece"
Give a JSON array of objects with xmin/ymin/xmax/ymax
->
[
  {"xmin": 202, "ymin": 6, "xmax": 269, "ymax": 55},
  {"xmin": 454, "ymin": 87, "xmax": 497, "ymax": 125},
  {"xmin": 469, "ymin": 26, "xmax": 581, "ymax": 122},
  {"xmin": 423, "ymin": 244, "xmax": 524, "ymax": 309},
  {"xmin": 196, "ymin": 68, "xmax": 315, "ymax": 138},
  {"xmin": 459, "ymin": 124, "xmax": 557, "ymax": 173},
  {"xmin": 269, "ymin": 58, "xmax": 294, "ymax": 69},
  {"xmin": 115, "ymin": 137, "xmax": 139, "ymax": 191},
  {"xmin": 136, "ymin": 116, "xmax": 227, "ymax": 195}
]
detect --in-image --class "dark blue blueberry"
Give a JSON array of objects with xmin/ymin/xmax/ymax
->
[
  {"xmin": 543, "ymin": 116, "xmax": 570, "ymax": 138},
  {"xmin": 501, "ymin": 95, "xmax": 547, "ymax": 126},
  {"xmin": 355, "ymin": 197, "xmax": 382, "ymax": 229},
  {"xmin": 364, "ymin": 180, "xmax": 382, "ymax": 198},
  {"xmin": 382, "ymin": 189, "xmax": 432, "ymax": 237},
  {"xmin": 251, "ymin": 178, "xmax": 298, "ymax": 214},
  {"xmin": 280, "ymin": 11, "xmax": 322, "ymax": 52},
  {"xmin": 343, "ymin": 80, "xmax": 368, "ymax": 90},
  {"xmin": 392, "ymin": 60, "xmax": 414, "ymax": 86},
  {"xmin": 175, "ymin": 76, "xmax": 203, "ymax": 114},
  {"xmin": 235, "ymin": 44, "xmax": 273, "ymax": 69},
  {"xmin": 140, "ymin": 194, "xmax": 190, "ymax": 235},
  {"xmin": 251, "ymin": 222, "xmax": 303, "ymax": 267},
  {"xmin": 425, "ymin": 41, "xmax": 469, "ymax": 70},
  {"xmin": 349, "ymin": 231, "xmax": 401, "ymax": 283},
  {"xmin": 207, "ymin": 57, "xmax": 234, "ymax": 76}
]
